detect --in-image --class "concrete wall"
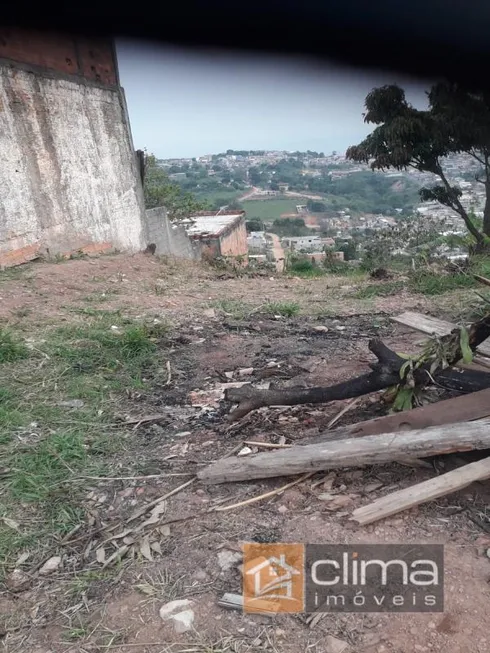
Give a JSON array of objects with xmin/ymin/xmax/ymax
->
[
  {"xmin": 145, "ymin": 207, "xmax": 201, "ymax": 260},
  {"xmin": 218, "ymin": 218, "xmax": 248, "ymax": 257},
  {"xmin": 0, "ymin": 66, "xmax": 146, "ymax": 266}
]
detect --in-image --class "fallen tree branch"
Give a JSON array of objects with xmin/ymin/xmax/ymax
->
[
  {"xmin": 198, "ymin": 418, "xmax": 490, "ymax": 484},
  {"xmin": 351, "ymin": 455, "xmax": 490, "ymax": 525},
  {"xmin": 225, "ymin": 322, "xmax": 490, "ymax": 421}
]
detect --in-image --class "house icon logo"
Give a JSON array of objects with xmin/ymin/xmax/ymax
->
[{"xmin": 243, "ymin": 543, "xmax": 305, "ymax": 613}]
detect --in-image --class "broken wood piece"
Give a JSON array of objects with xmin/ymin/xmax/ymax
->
[
  {"xmin": 198, "ymin": 419, "xmax": 490, "ymax": 484},
  {"xmin": 218, "ymin": 593, "xmax": 275, "ymax": 614},
  {"xmin": 326, "ymin": 397, "xmax": 362, "ymax": 429},
  {"xmin": 242, "ymin": 440, "xmax": 293, "ymax": 449},
  {"xmin": 474, "ymin": 274, "xmax": 490, "ymax": 289},
  {"xmin": 392, "ymin": 311, "xmax": 490, "ymax": 359},
  {"xmin": 214, "ymin": 472, "xmax": 314, "ymax": 511},
  {"xmin": 302, "ymin": 387, "xmax": 490, "ymax": 444},
  {"xmin": 351, "ymin": 455, "xmax": 490, "ymax": 525}
]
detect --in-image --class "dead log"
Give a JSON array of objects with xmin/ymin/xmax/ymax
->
[
  {"xmin": 351, "ymin": 455, "xmax": 490, "ymax": 525},
  {"xmin": 198, "ymin": 418, "xmax": 490, "ymax": 484},
  {"xmin": 225, "ymin": 330, "xmax": 490, "ymax": 421}
]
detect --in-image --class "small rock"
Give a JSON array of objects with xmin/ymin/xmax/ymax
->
[
  {"xmin": 224, "ymin": 371, "xmax": 234, "ymax": 379},
  {"xmin": 5, "ymin": 568, "xmax": 31, "ymax": 592},
  {"xmin": 313, "ymin": 326, "xmax": 329, "ymax": 333},
  {"xmin": 193, "ymin": 569, "xmax": 208, "ymax": 581},
  {"xmin": 322, "ymin": 495, "xmax": 354, "ymax": 511},
  {"xmin": 238, "ymin": 446, "xmax": 253, "ymax": 456},
  {"xmin": 174, "ymin": 431, "xmax": 191, "ymax": 438},
  {"xmin": 159, "ymin": 599, "xmax": 195, "ymax": 633},
  {"xmin": 336, "ymin": 325, "xmax": 346, "ymax": 331},
  {"xmin": 318, "ymin": 492, "xmax": 335, "ymax": 501},
  {"xmin": 362, "ymin": 634, "xmax": 382, "ymax": 647},
  {"xmin": 277, "ymin": 505, "xmax": 288, "ymax": 514},
  {"xmin": 364, "ymin": 482, "xmax": 384, "ymax": 493},
  {"xmin": 325, "ymin": 635, "xmax": 350, "ymax": 653},
  {"xmin": 217, "ymin": 550, "xmax": 242, "ymax": 571},
  {"xmin": 203, "ymin": 308, "xmax": 216, "ymax": 318},
  {"xmin": 57, "ymin": 399, "xmax": 84, "ymax": 409},
  {"xmin": 39, "ymin": 556, "xmax": 61, "ymax": 575},
  {"xmin": 266, "ymin": 361, "xmax": 279, "ymax": 368}
]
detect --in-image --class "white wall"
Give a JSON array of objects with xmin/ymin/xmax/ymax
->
[{"xmin": 0, "ymin": 66, "xmax": 146, "ymax": 265}]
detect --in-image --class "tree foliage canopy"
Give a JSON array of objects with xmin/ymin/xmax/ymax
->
[
  {"xmin": 346, "ymin": 83, "xmax": 490, "ymax": 247},
  {"xmin": 143, "ymin": 153, "xmax": 207, "ymax": 219}
]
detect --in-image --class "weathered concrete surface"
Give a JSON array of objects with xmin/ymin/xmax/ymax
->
[
  {"xmin": 0, "ymin": 66, "xmax": 146, "ymax": 266},
  {"xmin": 145, "ymin": 207, "xmax": 201, "ymax": 260}
]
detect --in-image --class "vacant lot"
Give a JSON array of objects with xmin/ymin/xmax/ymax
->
[{"xmin": 1, "ymin": 254, "xmax": 490, "ymax": 653}]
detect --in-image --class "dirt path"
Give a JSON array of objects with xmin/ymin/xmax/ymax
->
[{"xmin": 0, "ymin": 255, "xmax": 489, "ymax": 653}]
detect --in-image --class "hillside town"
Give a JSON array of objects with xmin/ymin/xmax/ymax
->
[{"xmin": 154, "ymin": 149, "xmax": 484, "ymax": 269}]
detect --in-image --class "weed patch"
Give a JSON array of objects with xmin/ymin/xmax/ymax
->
[
  {"xmin": 354, "ymin": 281, "xmax": 405, "ymax": 299},
  {"xmin": 264, "ymin": 301, "xmax": 300, "ymax": 317},
  {"xmin": 0, "ymin": 314, "xmax": 171, "ymax": 570},
  {"xmin": 0, "ymin": 328, "xmax": 29, "ymax": 363}
]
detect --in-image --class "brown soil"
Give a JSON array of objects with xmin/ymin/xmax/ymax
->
[{"xmin": 1, "ymin": 254, "xmax": 490, "ymax": 653}]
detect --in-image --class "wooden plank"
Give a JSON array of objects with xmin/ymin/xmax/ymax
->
[
  {"xmin": 302, "ymin": 388, "xmax": 490, "ymax": 444},
  {"xmin": 392, "ymin": 311, "xmax": 490, "ymax": 360},
  {"xmin": 351, "ymin": 455, "xmax": 490, "ymax": 525},
  {"xmin": 198, "ymin": 418, "xmax": 490, "ymax": 484}
]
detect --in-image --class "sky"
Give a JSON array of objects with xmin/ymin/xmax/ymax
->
[{"xmin": 117, "ymin": 40, "xmax": 429, "ymax": 160}]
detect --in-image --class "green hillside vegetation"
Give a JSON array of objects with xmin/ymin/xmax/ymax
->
[{"xmin": 241, "ymin": 199, "xmax": 300, "ymax": 221}]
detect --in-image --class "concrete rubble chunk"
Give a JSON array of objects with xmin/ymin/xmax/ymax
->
[{"xmin": 159, "ymin": 599, "xmax": 195, "ymax": 633}]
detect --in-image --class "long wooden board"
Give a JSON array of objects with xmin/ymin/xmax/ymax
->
[
  {"xmin": 392, "ymin": 311, "xmax": 490, "ymax": 362},
  {"xmin": 302, "ymin": 387, "xmax": 490, "ymax": 444},
  {"xmin": 351, "ymin": 455, "xmax": 490, "ymax": 525}
]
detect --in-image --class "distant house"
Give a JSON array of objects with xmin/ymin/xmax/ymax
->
[
  {"xmin": 184, "ymin": 211, "xmax": 248, "ymax": 261},
  {"xmin": 247, "ymin": 231, "xmax": 267, "ymax": 253},
  {"xmin": 282, "ymin": 236, "xmax": 323, "ymax": 252}
]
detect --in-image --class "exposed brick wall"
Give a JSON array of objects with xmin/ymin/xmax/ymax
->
[
  {"xmin": 0, "ymin": 28, "xmax": 117, "ymax": 85},
  {"xmin": 218, "ymin": 218, "xmax": 248, "ymax": 257}
]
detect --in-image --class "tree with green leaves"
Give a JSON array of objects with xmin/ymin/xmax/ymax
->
[
  {"xmin": 346, "ymin": 83, "xmax": 490, "ymax": 251},
  {"xmin": 143, "ymin": 153, "xmax": 207, "ymax": 219}
]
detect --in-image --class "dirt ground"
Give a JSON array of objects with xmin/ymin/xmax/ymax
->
[{"xmin": 1, "ymin": 253, "xmax": 490, "ymax": 653}]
